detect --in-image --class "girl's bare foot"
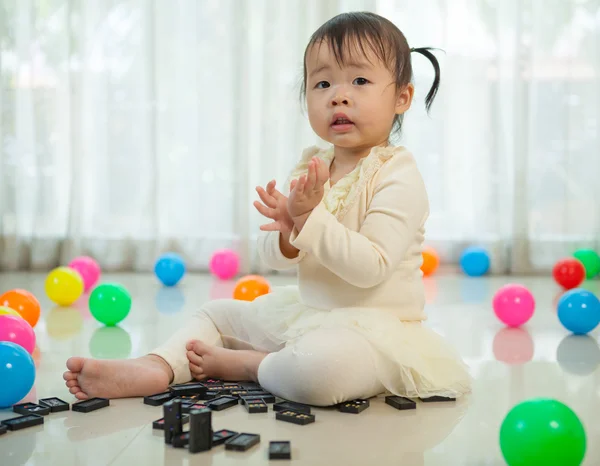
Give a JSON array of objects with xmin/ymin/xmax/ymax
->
[
  {"xmin": 63, "ymin": 355, "xmax": 172, "ymax": 400},
  {"xmin": 186, "ymin": 340, "xmax": 267, "ymax": 382}
]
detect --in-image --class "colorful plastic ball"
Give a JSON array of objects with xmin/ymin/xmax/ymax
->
[
  {"xmin": 233, "ymin": 275, "xmax": 271, "ymax": 301},
  {"xmin": 154, "ymin": 253, "xmax": 186, "ymax": 287},
  {"xmin": 493, "ymin": 284, "xmax": 535, "ymax": 327},
  {"xmin": 89, "ymin": 283, "xmax": 132, "ymax": 326},
  {"xmin": 0, "ymin": 306, "xmax": 21, "ymax": 318},
  {"xmin": 500, "ymin": 398, "xmax": 586, "ymax": 466},
  {"xmin": 45, "ymin": 266, "xmax": 84, "ymax": 306},
  {"xmin": 0, "ymin": 289, "xmax": 42, "ymax": 327},
  {"xmin": 0, "ymin": 341, "xmax": 36, "ymax": 408},
  {"xmin": 0, "ymin": 314, "xmax": 36, "ymax": 354},
  {"xmin": 553, "ymin": 258, "xmax": 586, "ymax": 290},
  {"xmin": 421, "ymin": 247, "xmax": 439, "ymax": 276},
  {"xmin": 209, "ymin": 249, "xmax": 240, "ymax": 280},
  {"xmin": 557, "ymin": 288, "xmax": 600, "ymax": 335},
  {"xmin": 68, "ymin": 256, "xmax": 101, "ymax": 292},
  {"xmin": 459, "ymin": 246, "xmax": 490, "ymax": 276},
  {"xmin": 573, "ymin": 249, "xmax": 600, "ymax": 279}
]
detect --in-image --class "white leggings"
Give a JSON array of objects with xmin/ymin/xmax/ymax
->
[{"xmin": 150, "ymin": 299, "xmax": 385, "ymax": 406}]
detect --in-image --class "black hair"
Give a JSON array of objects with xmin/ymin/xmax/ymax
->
[{"xmin": 300, "ymin": 12, "xmax": 441, "ymax": 135}]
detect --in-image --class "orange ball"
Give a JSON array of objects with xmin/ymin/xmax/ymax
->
[
  {"xmin": 421, "ymin": 247, "xmax": 439, "ymax": 276},
  {"xmin": 233, "ymin": 275, "xmax": 271, "ymax": 301},
  {"xmin": 0, "ymin": 289, "xmax": 41, "ymax": 327}
]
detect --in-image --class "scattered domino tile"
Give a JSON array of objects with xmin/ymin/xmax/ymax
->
[
  {"xmin": 170, "ymin": 383, "xmax": 207, "ymax": 397},
  {"xmin": 275, "ymin": 410, "xmax": 315, "ymax": 426},
  {"xmin": 419, "ymin": 396, "xmax": 456, "ymax": 403},
  {"xmin": 152, "ymin": 415, "xmax": 189, "ymax": 430},
  {"xmin": 72, "ymin": 397, "xmax": 110, "ymax": 413},
  {"xmin": 239, "ymin": 382, "xmax": 262, "ymax": 391},
  {"xmin": 338, "ymin": 399, "xmax": 370, "ymax": 414},
  {"xmin": 38, "ymin": 397, "xmax": 70, "ymax": 413},
  {"xmin": 188, "ymin": 407, "xmax": 213, "ymax": 453},
  {"xmin": 269, "ymin": 441, "xmax": 292, "ymax": 460},
  {"xmin": 212, "ymin": 429, "xmax": 238, "ymax": 446},
  {"xmin": 385, "ymin": 395, "xmax": 416, "ymax": 411},
  {"xmin": 1, "ymin": 414, "xmax": 44, "ymax": 431},
  {"xmin": 229, "ymin": 390, "xmax": 250, "ymax": 398},
  {"xmin": 205, "ymin": 395, "xmax": 238, "ymax": 411},
  {"xmin": 273, "ymin": 401, "xmax": 311, "ymax": 414},
  {"xmin": 0, "ymin": 424, "xmax": 7, "ymax": 435},
  {"xmin": 224, "ymin": 432, "xmax": 261, "ymax": 452},
  {"xmin": 241, "ymin": 392, "xmax": 276, "ymax": 404},
  {"xmin": 244, "ymin": 398, "xmax": 268, "ymax": 414},
  {"xmin": 197, "ymin": 390, "xmax": 221, "ymax": 400},
  {"xmin": 12, "ymin": 402, "xmax": 51, "ymax": 416},
  {"xmin": 143, "ymin": 391, "xmax": 175, "ymax": 406}
]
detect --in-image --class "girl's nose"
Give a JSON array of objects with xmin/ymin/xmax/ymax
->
[{"xmin": 331, "ymin": 95, "xmax": 351, "ymax": 106}]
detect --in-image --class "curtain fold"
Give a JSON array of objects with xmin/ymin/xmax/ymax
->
[{"xmin": 0, "ymin": 0, "xmax": 598, "ymax": 274}]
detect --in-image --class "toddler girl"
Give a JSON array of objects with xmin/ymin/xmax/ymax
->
[{"xmin": 64, "ymin": 11, "xmax": 471, "ymax": 406}]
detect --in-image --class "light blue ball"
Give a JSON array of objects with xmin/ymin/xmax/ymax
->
[
  {"xmin": 154, "ymin": 252, "xmax": 186, "ymax": 287},
  {"xmin": 558, "ymin": 288, "xmax": 600, "ymax": 335},
  {"xmin": 0, "ymin": 341, "xmax": 36, "ymax": 408},
  {"xmin": 459, "ymin": 246, "xmax": 490, "ymax": 276}
]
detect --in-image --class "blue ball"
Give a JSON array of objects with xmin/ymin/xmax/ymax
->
[
  {"xmin": 558, "ymin": 288, "xmax": 600, "ymax": 335},
  {"xmin": 459, "ymin": 246, "xmax": 491, "ymax": 276},
  {"xmin": 0, "ymin": 341, "xmax": 36, "ymax": 408},
  {"xmin": 154, "ymin": 252, "xmax": 186, "ymax": 287}
]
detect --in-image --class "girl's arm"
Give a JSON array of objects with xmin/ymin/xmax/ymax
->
[
  {"xmin": 289, "ymin": 155, "xmax": 428, "ymax": 288},
  {"xmin": 257, "ymin": 230, "xmax": 305, "ymax": 270}
]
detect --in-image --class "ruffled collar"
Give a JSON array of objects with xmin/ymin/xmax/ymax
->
[{"xmin": 287, "ymin": 145, "xmax": 399, "ymax": 220}]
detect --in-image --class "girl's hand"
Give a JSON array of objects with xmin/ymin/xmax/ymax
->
[
  {"xmin": 287, "ymin": 156, "xmax": 330, "ymax": 218},
  {"xmin": 254, "ymin": 180, "xmax": 294, "ymax": 233}
]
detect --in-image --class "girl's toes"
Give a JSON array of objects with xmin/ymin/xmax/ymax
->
[
  {"xmin": 187, "ymin": 350, "xmax": 203, "ymax": 366},
  {"xmin": 189, "ymin": 362, "xmax": 203, "ymax": 375}
]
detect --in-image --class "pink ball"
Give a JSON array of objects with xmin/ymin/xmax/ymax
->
[
  {"xmin": 209, "ymin": 249, "xmax": 240, "ymax": 280},
  {"xmin": 68, "ymin": 256, "xmax": 101, "ymax": 292},
  {"xmin": 0, "ymin": 315, "xmax": 36, "ymax": 354},
  {"xmin": 493, "ymin": 284, "xmax": 535, "ymax": 327}
]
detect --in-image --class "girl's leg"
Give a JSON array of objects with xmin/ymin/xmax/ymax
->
[
  {"xmin": 187, "ymin": 327, "xmax": 385, "ymax": 406},
  {"xmin": 258, "ymin": 327, "xmax": 385, "ymax": 406},
  {"xmin": 63, "ymin": 298, "xmax": 259, "ymax": 400}
]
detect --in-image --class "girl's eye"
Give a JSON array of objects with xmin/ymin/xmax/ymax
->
[
  {"xmin": 315, "ymin": 81, "xmax": 330, "ymax": 89},
  {"xmin": 353, "ymin": 77, "xmax": 369, "ymax": 85}
]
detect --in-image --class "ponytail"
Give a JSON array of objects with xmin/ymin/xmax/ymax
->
[{"xmin": 410, "ymin": 47, "xmax": 441, "ymax": 112}]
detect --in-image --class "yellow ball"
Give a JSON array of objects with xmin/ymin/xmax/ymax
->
[
  {"xmin": 0, "ymin": 306, "xmax": 21, "ymax": 318},
  {"xmin": 45, "ymin": 266, "xmax": 84, "ymax": 306}
]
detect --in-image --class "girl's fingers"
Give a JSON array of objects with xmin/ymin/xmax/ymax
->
[
  {"xmin": 253, "ymin": 201, "xmax": 276, "ymax": 218},
  {"xmin": 256, "ymin": 186, "xmax": 277, "ymax": 208},
  {"xmin": 290, "ymin": 179, "xmax": 298, "ymax": 193},
  {"xmin": 316, "ymin": 158, "xmax": 329, "ymax": 186},
  {"xmin": 266, "ymin": 180, "xmax": 276, "ymax": 194},
  {"xmin": 297, "ymin": 175, "xmax": 307, "ymax": 195},
  {"xmin": 306, "ymin": 160, "xmax": 317, "ymax": 191}
]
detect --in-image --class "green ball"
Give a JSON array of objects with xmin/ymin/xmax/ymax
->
[
  {"xmin": 500, "ymin": 398, "xmax": 586, "ymax": 466},
  {"xmin": 89, "ymin": 283, "xmax": 132, "ymax": 326},
  {"xmin": 573, "ymin": 249, "xmax": 600, "ymax": 279}
]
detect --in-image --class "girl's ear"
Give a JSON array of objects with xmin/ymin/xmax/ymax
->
[{"xmin": 395, "ymin": 83, "xmax": 414, "ymax": 114}]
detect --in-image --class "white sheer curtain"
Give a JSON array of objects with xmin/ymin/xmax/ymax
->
[{"xmin": 1, "ymin": 0, "xmax": 598, "ymax": 274}]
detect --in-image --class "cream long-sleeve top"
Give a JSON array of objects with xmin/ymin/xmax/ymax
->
[{"xmin": 257, "ymin": 145, "xmax": 429, "ymax": 322}]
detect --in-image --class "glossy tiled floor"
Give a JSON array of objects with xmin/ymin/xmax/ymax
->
[{"xmin": 1, "ymin": 272, "xmax": 599, "ymax": 466}]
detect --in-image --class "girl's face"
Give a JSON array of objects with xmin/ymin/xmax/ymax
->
[{"xmin": 305, "ymin": 41, "xmax": 413, "ymax": 149}]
